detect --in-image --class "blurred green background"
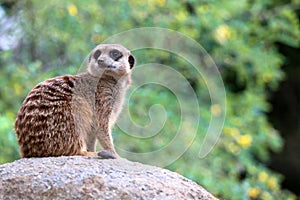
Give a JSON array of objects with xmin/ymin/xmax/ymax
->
[{"xmin": 0, "ymin": 0, "xmax": 299, "ymax": 199}]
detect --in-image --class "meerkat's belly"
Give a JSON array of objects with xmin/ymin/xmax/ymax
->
[{"xmin": 71, "ymin": 95, "xmax": 94, "ymax": 150}]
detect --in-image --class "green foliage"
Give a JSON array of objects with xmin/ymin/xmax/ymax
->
[{"xmin": 0, "ymin": 0, "xmax": 299, "ymax": 199}]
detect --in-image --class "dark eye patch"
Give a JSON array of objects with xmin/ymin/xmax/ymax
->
[
  {"xmin": 109, "ymin": 49, "xmax": 123, "ymax": 61},
  {"xmin": 93, "ymin": 50, "xmax": 101, "ymax": 60}
]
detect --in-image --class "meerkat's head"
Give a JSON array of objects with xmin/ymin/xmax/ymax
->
[{"xmin": 87, "ymin": 44, "xmax": 135, "ymax": 77}]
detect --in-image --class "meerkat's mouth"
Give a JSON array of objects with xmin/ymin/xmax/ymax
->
[{"xmin": 98, "ymin": 64, "xmax": 116, "ymax": 69}]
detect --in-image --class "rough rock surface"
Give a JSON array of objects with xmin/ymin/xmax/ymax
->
[{"xmin": 0, "ymin": 156, "xmax": 217, "ymax": 200}]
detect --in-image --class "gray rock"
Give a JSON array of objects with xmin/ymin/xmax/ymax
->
[{"xmin": 0, "ymin": 156, "xmax": 217, "ymax": 200}]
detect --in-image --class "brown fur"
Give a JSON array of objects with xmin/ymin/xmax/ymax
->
[{"xmin": 14, "ymin": 44, "xmax": 135, "ymax": 158}]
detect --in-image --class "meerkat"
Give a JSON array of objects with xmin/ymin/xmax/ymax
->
[{"xmin": 14, "ymin": 44, "xmax": 135, "ymax": 159}]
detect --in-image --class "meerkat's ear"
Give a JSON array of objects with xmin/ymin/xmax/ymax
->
[{"xmin": 128, "ymin": 55, "xmax": 135, "ymax": 69}]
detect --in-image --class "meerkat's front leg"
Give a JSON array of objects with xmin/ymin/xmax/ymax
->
[{"xmin": 97, "ymin": 124, "xmax": 119, "ymax": 159}]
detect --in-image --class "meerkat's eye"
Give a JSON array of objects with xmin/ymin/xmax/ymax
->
[
  {"xmin": 93, "ymin": 50, "xmax": 101, "ymax": 60},
  {"xmin": 128, "ymin": 55, "xmax": 135, "ymax": 69},
  {"xmin": 109, "ymin": 49, "xmax": 123, "ymax": 61}
]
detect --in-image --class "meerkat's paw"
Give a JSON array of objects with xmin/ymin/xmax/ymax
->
[{"xmin": 98, "ymin": 150, "xmax": 118, "ymax": 159}]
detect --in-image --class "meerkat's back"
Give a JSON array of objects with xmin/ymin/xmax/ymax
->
[{"xmin": 15, "ymin": 76, "xmax": 83, "ymax": 157}]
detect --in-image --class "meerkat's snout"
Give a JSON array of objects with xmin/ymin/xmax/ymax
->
[{"xmin": 97, "ymin": 57, "xmax": 115, "ymax": 69}]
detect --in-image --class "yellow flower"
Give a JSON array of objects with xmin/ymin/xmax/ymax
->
[
  {"xmin": 156, "ymin": 0, "xmax": 165, "ymax": 7},
  {"xmin": 262, "ymin": 73, "xmax": 272, "ymax": 83},
  {"xmin": 224, "ymin": 127, "xmax": 240, "ymax": 137},
  {"xmin": 236, "ymin": 134, "xmax": 252, "ymax": 148},
  {"xmin": 68, "ymin": 4, "xmax": 78, "ymax": 16},
  {"xmin": 214, "ymin": 24, "xmax": 232, "ymax": 44},
  {"xmin": 210, "ymin": 104, "xmax": 222, "ymax": 116},
  {"xmin": 227, "ymin": 142, "xmax": 240, "ymax": 154},
  {"xmin": 248, "ymin": 187, "xmax": 260, "ymax": 198},
  {"xmin": 175, "ymin": 10, "xmax": 188, "ymax": 22},
  {"xmin": 258, "ymin": 172, "xmax": 268, "ymax": 182},
  {"xmin": 267, "ymin": 177, "xmax": 279, "ymax": 191}
]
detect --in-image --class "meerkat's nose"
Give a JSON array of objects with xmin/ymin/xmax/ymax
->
[{"xmin": 97, "ymin": 59, "xmax": 104, "ymax": 65}]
